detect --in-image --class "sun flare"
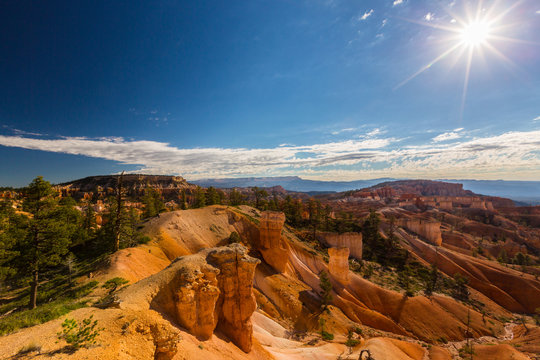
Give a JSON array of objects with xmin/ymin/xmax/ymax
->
[
  {"xmin": 460, "ymin": 21, "xmax": 491, "ymax": 47},
  {"xmin": 395, "ymin": 1, "xmax": 527, "ymax": 118}
]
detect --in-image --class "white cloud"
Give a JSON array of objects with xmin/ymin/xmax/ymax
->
[
  {"xmin": 424, "ymin": 12, "xmax": 435, "ymax": 21},
  {"xmin": 432, "ymin": 130, "xmax": 462, "ymax": 142},
  {"xmin": 393, "ymin": 0, "xmax": 403, "ymax": 6},
  {"xmin": 381, "ymin": 19, "xmax": 388, "ymax": 27},
  {"xmin": 0, "ymin": 130, "xmax": 539, "ymax": 181},
  {"xmin": 359, "ymin": 9, "xmax": 374, "ymax": 21},
  {"xmin": 533, "ymin": 116, "xmax": 540, "ymax": 121},
  {"xmin": 331, "ymin": 128, "xmax": 356, "ymax": 135}
]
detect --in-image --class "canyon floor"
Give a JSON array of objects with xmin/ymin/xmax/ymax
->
[{"xmin": 1, "ymin": 202, "xmax": 539, "ymax": 360}]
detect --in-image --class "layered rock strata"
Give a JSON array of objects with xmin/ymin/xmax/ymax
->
[
  {"xmin": 117, "ymin": 243, "xmax": 260, "ymax": 352},
  {"xmin": 318, "ymin": 232, "xmax": 362, "ymax": 260},
  {"xmin": 259, "ymin": 211, "xmax": 289, "ymax": 273},
  {"xmin": 328, "ymin": 247, "xmax": 350, "ymax": 285},
  {"xmin": 398, "ymin": 218, "xmax": 442, "ymax": 246}
]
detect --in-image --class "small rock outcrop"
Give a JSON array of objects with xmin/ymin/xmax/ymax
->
[
  {"xmin": 318, "ymin": 232, "xmax": 362, "ymax": 260},
  {"xmin": 117, "ymin": 244, "xmax": 260, "ymax": 353},
  {"xmin": 259, "ymin": 211, "xmax": 289, "ymax": 273},
  {"xmin": 398, "ymin": 218, "xmax": 442, "ymax": 246},
  {"xmin": 328, "ymin": 247, "xmax": 350, "ymax": 285}
]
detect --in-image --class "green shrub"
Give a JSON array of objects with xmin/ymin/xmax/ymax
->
[
  {"xmin": 57, "ymin": 315, "xmax": 102, "ymax": 350},
  {"xmin": 0, "ymin": 300, "xmax": 87, "ymax": 336},
  {"xmin": 228, "ymin": 231, "xmax": 241, "ymax": 244},
  {"xmin": 321, "ymin": 330, "xmax": 334, "ymax": 341},
  {"xmin": 102, "ymin": 277, "xmax": 129, "ymax": 294}
]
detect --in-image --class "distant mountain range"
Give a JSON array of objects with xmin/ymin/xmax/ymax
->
[{"xmin": 191, "ymin": 176, "xmax": 540, "ymax": 205}]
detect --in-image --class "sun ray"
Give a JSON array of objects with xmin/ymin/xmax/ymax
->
[
  {"xmin": 395, "ymin": 0, "xmax": 531, "ymax": 117},
  {"xmin": 394, "ymin": 42, "xmax": 463, "ymax": 90},
  {"xmin": 460, "ymin": 47, "xmax": 474, "ymax": 120}
]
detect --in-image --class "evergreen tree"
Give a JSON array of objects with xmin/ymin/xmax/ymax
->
[
  {"xmin": 111, "ymin": 172, "xmax": 126, "ymax": 252},
  {"xmin": 179, "ymin": 190, "xmax": 188, "ymax": 209},
  {"xmin": 205, "ymin": 187, "xmax": 221, "ymax": 205},
  {"xmin": 251, "ymin": 187, "xmax": 268, "ymax": 210},
  {"xmin": 20, "ymin": 176, "xmax": 72, "ymax": 309},
  {"xmin": 424, "ymin": 264, "xmax": 439, "ymax": 296},
  {"xmin": 0, "ymin": 200, "xmax": 24, "ymax": 284},
  {"xmin": 142, "ymin": 188, "xmax": 164, "ymax": 218},
  {"xmin": 228, "ymin": 189, "xmax": 244, "ymax": 206},
  {"xmin": 193, "ymin": 187, "xmax": 207, "ymax": 208},
  {"xmin": 307, "ymin": 199, "xmax": 322, "ymax": 238},
  {"xmin": 452, "ymin": 273, "xmax": 470, "ymax": 301},
  {"xmin": 319, "ymin": 270, "xmax": 333, "ymax": 310}
]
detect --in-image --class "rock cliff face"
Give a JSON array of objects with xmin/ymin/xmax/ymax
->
[
  {"xmin": 258, "ymin": 211, "xmax": 289, "ymax": 273},
  {"xmin": 328, "ymin": 247, "xmax": 350, "ymax": 285},
  {"xmin": 207, "ymin": 246, "xmax": 260, "ymax": 352},
  {"xmin": 318, "ymin": 232, "xmax": 362, "ymax": 260},
  {"xmin": 117, "ymin": 243, "xmax": 260, "ymax": 353},
  {"xmin": 398, "ymin": 218, "xmax": 442, "ymax": 246}
]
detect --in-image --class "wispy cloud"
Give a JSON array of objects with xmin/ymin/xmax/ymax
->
[
  {"xmin": 432, "ymin": 128, "xmax": 464, "ymax": 142},
  {"xmin": 393, "ymin": 0, "xmax": 404, "ymax": 6},
  {"xmin": 359, "ymin": 9, "xmax": 374, "ymax": 21},
  {"xmin": 533, "ymin": 116, "xmax": 540, "ymax": 121},
  {"xmin": 1, "ymin": 126, "xmax": 45, "ymax": 137},
  {"xmin": 0, "ymin": 129, "xmax": 539, "ymax": 180},
  {"xmin": 331, "ymin": 128, "xmax": 355, "ymax": 135}
]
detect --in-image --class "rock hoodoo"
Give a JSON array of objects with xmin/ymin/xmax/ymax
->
[
  {"xmin": 398, "ymin": 218, "xmax": 442, "ymax": 246},
  {"xmin": 207, "ymin": 245, "xmax": 260, "ymax": 352},
  {"xmin": 258, "ymin": 211, "xmax": 289, "ymax": 273},
  {"xmin": 328, "ymin": 247, "xmax": 350, "ymax": 285},
  {"xmin": 318, "ymin": 232, "xmax": 362, "ymax": 260},
  {"xmin": 117, "ymin": 243, "xmax": 260, "ymax": 353}
]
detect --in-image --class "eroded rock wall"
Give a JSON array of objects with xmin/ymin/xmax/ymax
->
[
  {"xmin": 328, "ymin": 247, "xmax": 350, "ymax": 285},
  {"xmin": 318, "ymin": 232, "xmax": 362, "ymax": 260},
  {"xmin": 398, "ymin": 218, "xmax": 442, "ymax": 246},
  {"xmin": 259, "ymin": 211, "xmax": 289, "ymax": 273}
]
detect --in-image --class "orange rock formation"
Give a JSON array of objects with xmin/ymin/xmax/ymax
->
[
  {"xmin": 398, "ymin": 218, "xmax": 442, "ymax": 246},
  {"xmin": 258, "ymin": 211, "xmax": 289, "ymax": 273},
  {"xmin": 318, "ymin": 232, "xmax": 362, "ymax": 260},
  {"xmin": 328, "ymin": 247, "xmax": 350, "ymax": 285},
  {"xmin": 117, "ymin": 243, "xmax": 260, "ymax": 352}
]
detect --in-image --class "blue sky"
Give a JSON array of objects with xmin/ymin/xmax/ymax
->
[{"xmin": 1, "ymin": 0, "xmax": 539, "ymax": 187}]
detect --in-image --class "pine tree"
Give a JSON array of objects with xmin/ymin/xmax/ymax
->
[
  {"xmin": 205, "ymin": 187, "xmax": 220, "ymax": 205},
  {"xmin": 193, "ymin": 187, "xmax": 207, "ymax": 208},
  {"xmin": 228, "ymin": 189, "xmax": 244, "ymax": 206},
  {"xmin": 319, "ymin": 270, "xmax": 333, "ymax": 310},
  {"xmin": 0, "ymin": 200, "xmax": 24, "ymax": 284},
  {"xmin": 251, "ymin": 187, "xmax": 268, "ymax": 210},
  {"xmin": 142, "ymin": 188, "xmax": 164, "ymax": 218},
  {"xmin": 20, "ymin": 176, "xmax": 72, "ymax": 309}
]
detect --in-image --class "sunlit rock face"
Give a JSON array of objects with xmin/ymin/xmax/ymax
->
[
  {"xmin": 207, "ymin": 244, "xmax": 260, "ymax": 353},
  {"xmin": 171, "ymin": 262, "xmax": 220, "ymax": 339},
  {"xmin": 121, "ymin": 244, "xmax": 260, "ymax": 353},
  {"xmin": 328, "ymin": 247, "xmax": 350, "ymax": 285},
  {"xmin": 258, "ymin": 211, "xmax": 289, "ymax": 273},
  {"xmin": 398, "ymin": 218, "xmax": 442, "ymax": 246},
  {"xmin": 318, "ymin": 232, "xmax": 362, "ymax": 260}
]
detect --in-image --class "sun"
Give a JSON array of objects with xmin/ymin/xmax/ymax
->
[
  {"xmin": 460, "ymin": 21, "xmax": 491, "ymax": 47},
  {"xmin": 395, "ymin": 1, "xmax": 526, "ymax": 118}
]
